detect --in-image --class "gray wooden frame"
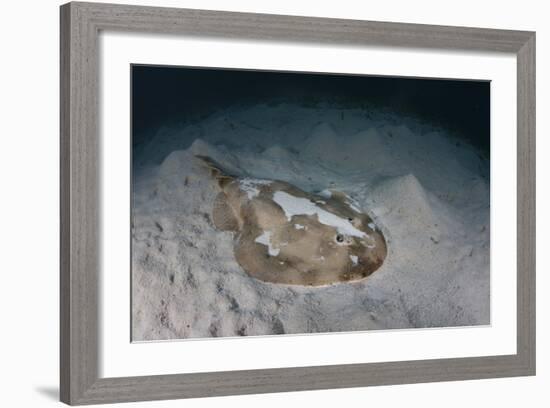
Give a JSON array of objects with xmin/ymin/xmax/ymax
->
[{"xmin": 60, "ymin": 1, "xmax": 536, "ymax": 405}]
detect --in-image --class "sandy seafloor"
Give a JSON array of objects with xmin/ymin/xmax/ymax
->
[{"xmin": 131, "ymin": 102, "xmax": 490, "ymax": 341}]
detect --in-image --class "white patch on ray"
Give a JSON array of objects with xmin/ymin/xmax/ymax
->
[
  {"xmin": 273, "ymin": 191, "xmax": 367, "ymax": 238},
  {"xmin": 254, "ymin": 230, "xmax": 280, "ymax": 256}
]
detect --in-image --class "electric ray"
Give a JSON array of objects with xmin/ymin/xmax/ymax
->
[{"xmin": 197, "ymin": 155, "xmax": 387, "ymax": 286}]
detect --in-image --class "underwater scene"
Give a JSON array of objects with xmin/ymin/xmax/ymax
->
[{"xmin": 131, "ymin": 65, "xmax": 490, "ymax": 341}]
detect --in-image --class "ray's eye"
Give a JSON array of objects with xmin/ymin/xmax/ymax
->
[
  {"xmin": 336, "ymin": 234, "xmax": 344, "ymax": 243},
  {"xmin": 347, "ymin": 217, "xmax": 353, "ymax": 222}
]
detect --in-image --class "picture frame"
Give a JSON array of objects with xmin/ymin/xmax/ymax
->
[{"xmin": 60, "ymin": 1, "xmax": 536, "ymax": 405}]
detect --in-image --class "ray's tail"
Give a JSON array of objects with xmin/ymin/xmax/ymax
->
[{"xmin": 195, "ymin": 155, "xmax": 236, "ymax": 188}]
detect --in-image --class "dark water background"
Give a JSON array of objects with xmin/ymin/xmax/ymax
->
[{"xmin": 132, "ymin": 65, "xmax": 490, "ymax": 161}]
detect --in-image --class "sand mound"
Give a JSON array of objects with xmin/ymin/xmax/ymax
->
[
  {"xmin": 301, "ymin": 123, "xmax": 396, "ymax": 173},
  {"xmin": 368, "ymin": 174, "xmax": 442, "ymax": 242}
]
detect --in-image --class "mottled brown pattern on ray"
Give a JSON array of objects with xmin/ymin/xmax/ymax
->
[{"xmin": 198, "ymin": 156, "xmax": 387, "ymax": 286}]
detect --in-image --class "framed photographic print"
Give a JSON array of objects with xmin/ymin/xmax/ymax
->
[{"xmin": 60, "ymin": 1, "xmax": 536, "ymax": 405}]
